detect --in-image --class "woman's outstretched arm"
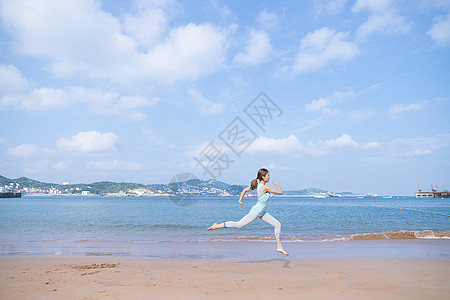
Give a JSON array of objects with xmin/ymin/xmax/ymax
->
[{"xmin": 238, "ymin": 187, "xmax": 251, "ymax": 206}]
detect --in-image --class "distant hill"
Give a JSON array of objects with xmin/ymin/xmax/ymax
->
[
  {"xmin": 0, "ymin": 175, "xmax": 152, "ymax": 195},
  {"xmin": 164, "ymin": 178, "xmax": 247, "ymax": 195},
  {"xmin": 225, "ymin": 185, "xmax": 247, "ymax": 195},
  {"xmin": 1, "ymin": 175, "xmax": 346, "ymax": 196},
  {"xmin": 283, "ymin": 188, "xmax": 329, "ymax": 195},
  {"xmin": 0, "ymin": 175, "xmax": 52, "ymax": 189}
]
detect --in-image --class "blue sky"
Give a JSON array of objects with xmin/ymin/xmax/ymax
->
[{"xmin": 1, "ymin": 0, "xmax": 449, "ymax": 195}]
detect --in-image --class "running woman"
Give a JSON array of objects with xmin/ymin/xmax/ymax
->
[{"xmin": 207, "ymin": 168, "xmax": 288, "ymax": 255}]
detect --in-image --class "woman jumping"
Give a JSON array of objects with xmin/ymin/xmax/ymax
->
[{"xmin": 207, "ymin": 168, "xmax": 288, "ymax": 255}]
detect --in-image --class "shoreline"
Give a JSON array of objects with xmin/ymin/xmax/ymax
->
[
  {"xmin": 2, "ymin": 239, "xmax": 449, "ymax": 260},
  {"xmin": 1, "ymin": 256, "xmax": 448, "ymax": 299}
]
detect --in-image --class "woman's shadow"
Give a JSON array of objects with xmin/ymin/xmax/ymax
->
[{"xmin": 234, "ymin": 258, "xmax": 292, "ymax": 268}]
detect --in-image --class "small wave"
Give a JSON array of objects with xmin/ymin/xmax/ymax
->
[
  {"xmin": 348, "ymin": 230, "xmax": 450, "ymax": 240},
  {"xmin": 145, "ymin": 224, "xmax": 200, "ymax": 230},
  {"xmin": 111, "ymin": 224, "xmax": 201, "ymax": 230},
  {"xmin": 235, "ymin": 235, "xmax": 274, "ymax": 241},
  {"xmin": 233, "ymin": 235, "xmax": 306, "ymax": 242},
  {"xmin": 228, "ymin": 230, "xmax": 450, "ymax": 242},
  {"xmin": 33, "ymin": 230, "xmax": 450, "ymax": 245}
]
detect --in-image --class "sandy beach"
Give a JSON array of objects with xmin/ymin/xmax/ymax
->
[
  {"xmin": 1, "ymin": 255, "xmax": 449, "ymax": 299},
  {"xmin": 1, "ymin": 194, "xmax": 449, "ymax": 299}
]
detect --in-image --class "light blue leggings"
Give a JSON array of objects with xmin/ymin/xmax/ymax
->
[{"xmin": 224, "ymin": 211, "xmax": 281, "ymax": 239}]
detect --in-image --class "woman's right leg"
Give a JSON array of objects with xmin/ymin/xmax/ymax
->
[
  {"xmin": 207, "ymin": 211, "xmax": 257, "ymax": 231},
  {"xmin": 260, "ymin": 213, "xmax": 288, "ymax": 255}
]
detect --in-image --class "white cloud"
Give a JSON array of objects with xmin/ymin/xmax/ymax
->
[
  {"xmin": 355, "ymin": 13, "xmax": 410, "ymax": 41},
  {"xmin": 0, "ymin": 64, "xmax": 29, "ymax": 96},
  {"xmin": 246, "ymin": 135, "xmax": 303, "ymax": 156},
  {"xmin": 52, "ymin": 161, "xmax": 69, "ymax": 169},
  {"xmin": 352, "ymin": 0, "xmax": 410, "ymax": 41},
  {"xmin": 87, "ymin": 93, "xmax": 160, "ymax": 122},
  {"xmin": 7, "ymin": 144, "xmax": 42, "ymax": 157},
  {"xmin": 302, "ymin": 141, "xmax": 330, "ymax": 156},
  {"xmin": 141, "ymin": 126, "xmax": 174, "ymax": 148},
  {"xmin": 263, "ymin": 163, "xmax": 290, "ymax": 171},
  {"xmin": 406, "ymin": 149, "xmax": 432, "ymax": 156},
  {"xmin": 207, "ymin": 0, "xmax": 233, "ymax": 19},
  {"xmin": 323, "ymin": 134, "xmax": 359, "ymax": 148},
  {"xmin": 188, "ymin": 141, "xmax": 231, "ymax": 160},
  {"xmin": 332, "ymin": 89, "xmax": 358, "ymax": 100},
  {"xmin": 56, "ymin": 131, "xmax": 119, "ymax": 153},
  {"xmin": 256, "ymin": 9, "xmax": 279, "ymax": 30},
  {"xmin": 295, "ymin": 116, "xmax": 329, "ymax": 132},
  {"xmin": 234, "ymin": 30, "xmax": 272, "ymax": 66},
  {"xmin": 247, "ymin": 133, "xmax": 362, "ymax": 157},
  {"xmin": 352, "ymin": 0, "xmax": 392, "ymax": 12},
  {"xmin": 303, "ymin": 134, "xmax": 361, "ymax": 156},
  {"xmin": 388, "ymin": 103, "xmax": 423, "ymax": 118},
  {"xmin": 304, "ymin": 86, "xmax": 368, "ymax": 114},
  {"xmin": 422, "ymin": 0, "xmax": 450, "ymax": 10},
  {"xmin": 300, "ymin": 84, "xmax": 382, "ymax": 134},
  {"xmin": 349, "ymin": 109, "xmax": 378, "ymax": 121},
  {"xmin": 361, "ymin": 141, "xmax": 381, "ymax": 150},
  {"xmin": 303, "ymin": 134, "xmax": 360, "ymax": 156},
  {"xmin": 427, "ymin": 13, "xmax": 450, "ymax": 46},
  {"xmin": 0, "ymin": 0, "xmax": 132, "ymax": 76},
  {"xmin": 1, "ymin": 84, "xmax": 159, "ymax": 121},
  {"xmin": 187, "ymin": 87, "xmax": 225, "ymax": 115},
  {"xmin": 292, "ymin": 27, "xmax": 359, "ymax": 73},
  {"xmin": 0, "ymin": 0, "xmax": 230, "ymax": 85},
  {"xmin": 4, "ymin": 87, "xmax": 70, "ymax": 111},
  {"xmin": 24, "ymin": 160, "xmax": 51, "ymax": 175},
  {"xmin": 388, "ymin": 134, "xmax": 450, "ymax": 157},
  {"xmin": 143, "ymin": 23, "xmax": 230, "ymax": 84},
  {"xmin": 88, "ymin": 160, "xmax": 144, "ymax": 171},
  {"xmin": 305, "ymin": 98, "xmax": 331, "ymax": 112},
  {"xmin": 123, "ymin": 8, "xmax": 168, "ymax": 49},
  {"xmin": 313, "ymin": 0, "xmax": 348, "ymax": 16}
]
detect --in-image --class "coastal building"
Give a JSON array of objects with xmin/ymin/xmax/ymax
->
[{"xmin": 415, "ymin": 185, "xmax": 449, "ymax": 198}]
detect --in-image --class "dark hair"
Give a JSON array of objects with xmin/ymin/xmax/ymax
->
[{"xmin": 250, "ymin": 168, "xmax": 269, "ymax": 190}]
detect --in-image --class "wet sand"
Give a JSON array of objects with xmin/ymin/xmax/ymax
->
[
  {"xmin": 1, "ymin": 256, "xmax": 449, "ymax": 299},
  {"xmin": 4, "ymin": 239, "xmax": 450, "ymax": 259}
]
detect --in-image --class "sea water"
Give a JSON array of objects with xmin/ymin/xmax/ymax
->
[{"xmin": 0, "ymin": 196, "xmax": 449, "ymax": 257}]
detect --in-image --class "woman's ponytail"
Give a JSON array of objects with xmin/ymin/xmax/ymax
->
[
  {"xmin": 250, "ymin": 178, "xmax": 258, "ymax": 190},
  {"xmin": 250, "ymin": 168, "xmax": 269, "ymax": 190}
]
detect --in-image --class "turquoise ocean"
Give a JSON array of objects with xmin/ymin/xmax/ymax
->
[{"xmin": 1, "ymin": 195, "xmax": 449, "ymax": 258}]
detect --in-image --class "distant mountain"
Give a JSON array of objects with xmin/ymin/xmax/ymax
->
[
  {"xmin": 0, "ymin": 175, "xmax": 52, "ymax": 189},
  {"xmin": 283, "ymin": 188, "xmax": 329, "ymax": 195},
  {"xmin": 0, "ymin": 175, "xmax": 347, "ymax": 196},
  {"xmin": 336, "ymin": 191, "xmax": 355, "ymax": 195},
  {"xmin": 0, "ymin": 175, "xmax": 152, "ymax": 195},
  {"xmin": 163, "ymin": 178, "xmax": 247, "ymax": 195},
  {"xmin": 168, "ymin": 178, "xmax": 230, "ymax": 190},
  {"xmin": 225, "ymin": 185, "xmax": 247, "ymax": 195}
]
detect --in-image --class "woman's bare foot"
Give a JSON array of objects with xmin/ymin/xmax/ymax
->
[
  {"xmin": 276, "ymin": 238, "xmax": 288, "ymax": 255},
  {"xmin": 277, "ymin": 248, "xmax": 289, "ymax": 256},
  {"xmin": 207, "ymin": 222, "xmax": 221, "ymax": 231}
]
